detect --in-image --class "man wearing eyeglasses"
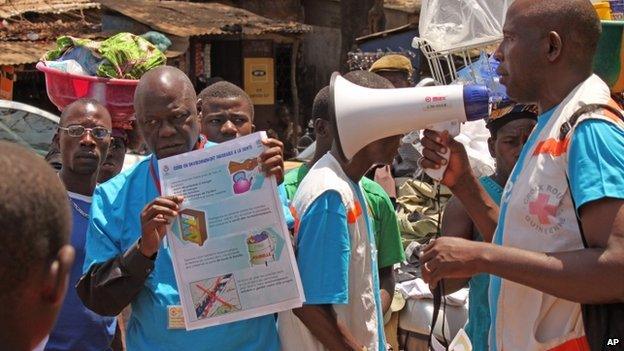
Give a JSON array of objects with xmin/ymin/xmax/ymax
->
[
  {"xmin": 45, "ymin": 98, "xmax": 117, "ymax": 351},
  {"xmin": 48, "ymin": 127, "xmax": 130, "ymax": 184}
]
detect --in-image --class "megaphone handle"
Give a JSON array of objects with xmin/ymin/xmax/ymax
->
[
  {"xmin": 425, "ymin": 149, "xmax": 450, "ymax": 181},
  {"xmin": 424, "ymin": 120, "xmax": 458, "ymax": 182}
]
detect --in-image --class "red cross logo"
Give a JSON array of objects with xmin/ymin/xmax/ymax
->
[{"xmin": 528, "ymin": 193, "xmax": 557, "ymax": 225}]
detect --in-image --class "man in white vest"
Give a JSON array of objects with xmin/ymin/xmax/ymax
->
[
  {"xmin": 418, "ymin": 0, "xmax": 624, "ymax": 350},
  {"xmin": 278, "ymin": 71, "xmax": 399, "ymax": 351}
]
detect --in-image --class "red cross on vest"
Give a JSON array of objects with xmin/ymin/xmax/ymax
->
[{"xmin": 528, "ymin": 193, "xmax": 557, "ymax": 225}]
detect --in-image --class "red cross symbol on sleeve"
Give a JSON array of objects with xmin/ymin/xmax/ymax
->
[{"xmin": 528, "ymin": 193, "xmax": 557, "ymax": 225}]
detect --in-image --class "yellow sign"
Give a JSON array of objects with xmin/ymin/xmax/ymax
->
[{"xmin": 243, "ymin": 58, "xmax": 274, "ymax": 105}]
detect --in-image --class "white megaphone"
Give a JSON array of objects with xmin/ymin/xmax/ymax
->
[{"xmin": 329, "ymin": 72, "xmax": 491, "ymax": 180}]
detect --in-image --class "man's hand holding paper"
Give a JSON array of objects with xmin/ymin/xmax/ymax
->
[{"xmin": 139, "ymin": 195, "xmax": 185, "ymax": 258}]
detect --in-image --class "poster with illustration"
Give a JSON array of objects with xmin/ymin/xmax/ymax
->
[
  {"xmin": 191, "ymin": 273, "xmax": 242, "ymax": 319},
  {"xmin": 228, "ymin": 158, "xmax": 263, "ymax": 194},
  {"xmin": 158, "ymin": 132, "xmax": 304, "ymax": 330}
]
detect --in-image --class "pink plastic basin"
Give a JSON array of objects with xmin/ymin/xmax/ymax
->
[{"xmin": 36, "ymin": 61, "xmax": 138, "ymax": 124}]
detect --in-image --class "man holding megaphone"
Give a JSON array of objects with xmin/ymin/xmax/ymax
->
[{"xmin": 417, "ymin": 0, "xmax": 624, "ymax": 350}]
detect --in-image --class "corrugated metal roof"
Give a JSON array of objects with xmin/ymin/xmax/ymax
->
[
  {"xmin": 0, "ymin": 40, "xmax": 53, "ymax": 65},
  {"xmin": 99, "ymin": 0, "xmax": 311, "ymax": 37},
  {"xmin": 326, "ymin": 0, "xmax": 420, "ymax": 14},
  {"xmin": 1, "ymin": 18, "xmax": 101, "ymax": 41},
  {"xmin": 355, "ymin": 23, "xmax": 418, "ymax": 43},
  {"xmin": 384, "ymin": 0, "xmax": 421, "ymax": 14},
  {"xmin": 0, "ymin": 0, "xmax": 99, "ymax": 19}
]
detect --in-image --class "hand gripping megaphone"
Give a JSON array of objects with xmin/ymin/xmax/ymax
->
[{"xmin": 329, "ymin": 72, "xmax": 491, "ymax": 180}]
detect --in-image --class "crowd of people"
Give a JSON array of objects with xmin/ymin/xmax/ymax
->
[{"xmin": 0, "ymin": 0, "xmax": 623, "ymax": 350}]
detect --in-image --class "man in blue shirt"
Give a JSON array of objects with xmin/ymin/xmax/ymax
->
[
  {"xmin": 419, "ymin": 1, "xmax": 624, "ymax": 349},
  {"xmin": 77, "ymin": 66, "xmax": 285, "ymax": 350},
  {"xmin": 439, "ymin": 105, "xmax": 537, "ymax": 350},
  {"xmin": 198, "ymin": 81, "xmax": 255, "ymax": 144},
  {"xmin": 46, "ymin": 99, "xmax": 117, "ymax": 351},
  {"xmin": 197, "ymin": 81, "xmax": 294, "ymax": 228},
  {"xmin": 279, "ymin": 71, "xmax": 399, "ymax": 351}
]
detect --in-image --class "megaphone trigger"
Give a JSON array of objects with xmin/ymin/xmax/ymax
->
[{"xmin": 427, "ymin": 120, "xmax": 460, "ymax": 138}]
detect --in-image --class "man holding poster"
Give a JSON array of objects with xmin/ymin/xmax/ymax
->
[
  {"xmin": 77, "ymin": 66, "xmax": 291, "ymax": 350},
  {"xmin": 158, "ymin": 131, "xmax": 304, "ymax": 330}
]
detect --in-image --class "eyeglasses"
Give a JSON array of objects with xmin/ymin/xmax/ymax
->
[{"xmin": 59, "ymin": 125, "xmax": 111, "ymax": 140}]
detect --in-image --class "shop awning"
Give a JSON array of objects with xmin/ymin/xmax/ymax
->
[
  {"xmin": 99, "ymin": 0, "xmax": 311, "ymax": 37},
  {"xmin": 0, "ymin": 41, "xmax": 54, "ymax": 66}
]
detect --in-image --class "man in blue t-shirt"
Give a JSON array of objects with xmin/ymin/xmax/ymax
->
[
  {"xmin": 46, "ymin": 99, "xmax": 117, "ymax": 351},
  {"xmin": 197, "ymin": 81, "xmax": 294, "ymax": 228},
  {"xmin": 198, "ymin": 81, "xmax": 255, "ymax": 144},
  {"xmin": 279, "ymin": 71, "xmax": 399, "ymax": 351},
  {"xmin": 419, "ymin": 1, "xmax": 624, "ymax": 349},
  {"xmin": 76, "ymin": 66, "xmax": 285, "ymax": 350}
]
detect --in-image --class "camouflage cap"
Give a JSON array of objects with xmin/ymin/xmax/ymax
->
[
  {"xmin": 486, "ymin": 104, "xmax": 538, "ymax": 135},
  {"xmin": 369, "ymin": 54, "xmax": 414, "ymax": 74}
]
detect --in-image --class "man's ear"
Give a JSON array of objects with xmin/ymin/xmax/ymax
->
[
  {"xmin": 42, "ymin": 245, "xmax": 75, "ymax": 305},
  {"xmin": 313, "ymin": 118, "xmax": 327, "ymax": 138},
  {"xmin": 547, "ymin": 31, "xmax": 563, "ymax": 63},
  {"xmin": 251, "ymin": 123, "xmax": 256, "ymax": 132},
  {"xmin": 487, "ymin": 136, "xmax": 496, "ymax": 159}
]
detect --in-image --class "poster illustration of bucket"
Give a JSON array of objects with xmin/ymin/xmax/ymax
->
[{"xmin": 246, "ymin": 230, "xmax": 278, "ymax": 266}]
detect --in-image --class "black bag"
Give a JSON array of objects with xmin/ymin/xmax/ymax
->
[{"xmin": 562, "ymin": 103, "xmax": 624, "ymax": 351}]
